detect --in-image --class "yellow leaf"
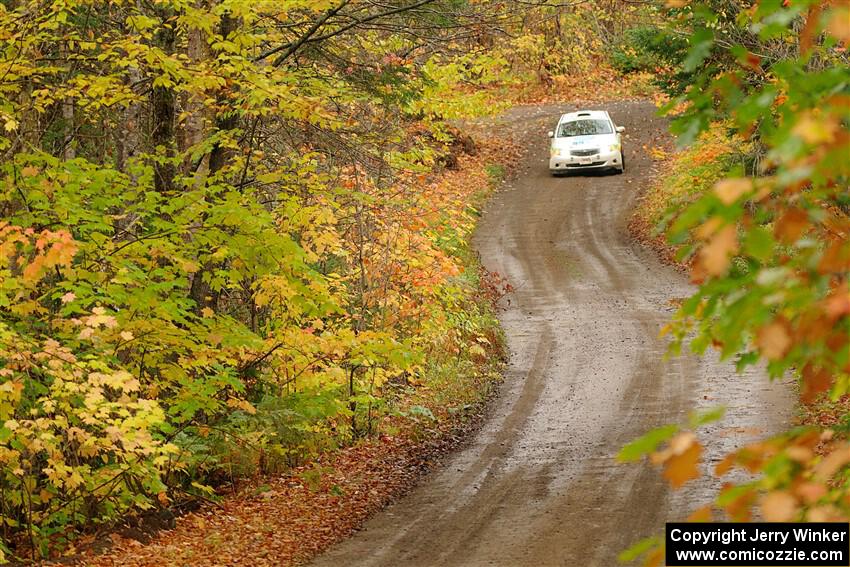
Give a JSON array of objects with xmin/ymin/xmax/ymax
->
[
  {"xmin": 201, "ymin": 307, "xmax": 214, "ymax": 318},
  {"xmin": 66, "ymin": 470, "xmax": 84, "ymax": 490},
  {"xmin": 60, "ymin": 291, "xmax": 76, "ymax": 304},
  {"xmin": 792, "ymin": 113, "xmax": 838, "ymax": 144}
]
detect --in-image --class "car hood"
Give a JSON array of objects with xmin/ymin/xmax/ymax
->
[{"xmin": 551, "ymin": 134, "xmax": 617, "ymax": 150}]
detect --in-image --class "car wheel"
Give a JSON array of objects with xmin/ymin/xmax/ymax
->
[{"xmin": 618, "ymin": 151, "xmax": 626, "ymax": 174}]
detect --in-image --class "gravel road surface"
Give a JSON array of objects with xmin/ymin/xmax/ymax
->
[{"xmin": 309, "ymin": 100, "xmax": 793, "ymax": 567}]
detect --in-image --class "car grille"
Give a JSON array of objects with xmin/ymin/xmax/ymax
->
[
  {"xmin": 571, "ymin": 148, "xmax": 599, "ymax": 157},
  {"xmin": 569, "ymin": 161, "xmax": 606, "ymax": 167}
]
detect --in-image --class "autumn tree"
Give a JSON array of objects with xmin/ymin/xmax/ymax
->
[
  {"xmin": 0, "ymin": 0, "xmax": 620, "ymax": 560},
  {"xmin": 620, "ymin": 1, "xmax": 850, "ymax": 563}
]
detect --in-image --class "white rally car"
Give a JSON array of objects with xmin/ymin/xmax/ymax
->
[{"xmin": 548, "ymin": 110, "xmax": 625, "ymax": 175}]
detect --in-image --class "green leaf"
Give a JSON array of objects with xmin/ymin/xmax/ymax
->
[
  {"xmin": 618, "ymin": 536, "xmax": 662, "ymax": 563},
  {"xmin": 683, "ymin": 28, "xmax": 714, "ymax": 73},
  {"xmin": 617, "ymin": 424, "xmax": 680, "ymax": 462},
  {"xmin": 688, "ymin": 406, "xmax": 726, "ymax": 429}
]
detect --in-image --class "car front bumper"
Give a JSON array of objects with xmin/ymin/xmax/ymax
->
[{"xmin": 549, "ymin": 149, "xmax": 621, "ymax": 172}]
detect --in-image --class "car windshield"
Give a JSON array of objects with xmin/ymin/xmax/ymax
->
[{"xmin": 557, "ymin": 119, "xmax": 613, "ymax": 137}]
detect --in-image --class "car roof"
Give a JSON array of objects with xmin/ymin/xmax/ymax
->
[{"xmin": 558, "ymin": 110, "xmax": 611, "ymax": 123}]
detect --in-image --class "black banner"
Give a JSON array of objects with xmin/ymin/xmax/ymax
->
[{"xmin": 666, "ymin": 523, "xmax": 850, "ymax": 566}]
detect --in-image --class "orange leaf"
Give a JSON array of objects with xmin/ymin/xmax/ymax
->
[
  {"xmin": 827, "ymin": 6, "xmax": 850, "ymax": 46},
  {"xmin": 824, "ymin": 284, "xmax": 850, "ymax": 321},
  {"xmin": 662, "ymin": 435, "xmax": 703, "ymax": 489},
  {"xmin": 761, "ymin": 491, "xmax": 797, "ymax": 521},
  {"xmin": 699, "ymin": 225, "xmax": 738, "ymax": 276},
  {"xmin": 20, "ymin": 165, "xmax": 39, "ymax": 177},
  {"xmin": 813, "ymin": 444, "xmax": 850, "ymax": 482},
  {"xmin": 800, "ymin": 3, "xmax": 823, "ymax": 55},
  {"xmin": 801, "ymin": 364, "xmax": 833, "ymax": 404},
  {"xmin": 774, "ymin": 208, "xmax": 809, "ymax": 243},
  {"xmin": 742, "ymin": 52, "xmax": 762, "ymax": 72},
  {"xmin": 819, "ymin": 239, "xmax": 850, "ymax": 273},
  {"xmin": 715, "ymin": 453, "xmax": 736, "ymax": 476},
  {"xmin": 714, "ymin": 178, "xmax": 752, "ymax": 205},
  {"xmin": 808, "ymin": 505, "xmax": 846, "ymax": 522},
  {"xmin": 644, "ymin": 547, "xmax": 664, "ymax": 567},
  {"xmin": 795, "ymin": 481, "xmax": 827, "ymax": 505},
  {"xmin": 22, "ymin": 255, "xmax": 45, "ymax": 282},
  {"xmin": 755, "ymin": 317, "xmax": 792, "ymax": 360},
  {"xmin": 722, "ymin": 484, "xmax": 756, "ymax": 521},
  {"xmin": 785, "ymin": 445, "xmax": 814, "ymax": 463},
  {"xmin": 687, "ymin": 505, "xmax": 713, "ymax": 522}
]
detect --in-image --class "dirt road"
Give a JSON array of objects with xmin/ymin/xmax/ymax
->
[{"xmin": 309, "ymin": 100, "xmax": 792, "ymax": 566}]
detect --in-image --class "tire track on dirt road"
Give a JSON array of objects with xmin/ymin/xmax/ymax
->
[{"xmin": 308, "ymin": 100, "xmax": 793, "ymax": 567}]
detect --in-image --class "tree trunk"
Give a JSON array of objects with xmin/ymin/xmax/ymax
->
[
  {"xmin": 151, "ymin": 24, "xmax": 176, "ymax": 194},
  {"xmin": 189, "ymin": 12, "xmax": 237, "ymax": 315}
]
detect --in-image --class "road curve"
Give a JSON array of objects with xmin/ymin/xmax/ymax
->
[{"xmin": 309, "ymin": 100, "xmax": 793, "ymax": 567}]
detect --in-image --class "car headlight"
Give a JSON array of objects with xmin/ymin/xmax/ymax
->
[
  {"xmin": 550, "ymin": 147, "xmax": 562, "ymax": 157},
  {"xmin": 609, "ymin": 143, "xmax": 621, "ymax": 152}
]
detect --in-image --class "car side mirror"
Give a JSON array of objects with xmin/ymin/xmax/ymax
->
[
  {"xmin": 547, "ymin": 131, "xmax": 554, "ymax": 138},
  {"xmin": 616, "ymin": 126, "xmax": 625, "ymax": 133}
]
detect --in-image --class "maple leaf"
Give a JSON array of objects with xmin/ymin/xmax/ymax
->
[
  {"xmin": 774, "ymin": 208, "xmax": 809, "ymax": 243},
  {"xmin": 687, "ymin": 505, "xmax": 713, "ymax": 522},
  {"xmin": 792, "ymin": 113, "xmax": 839, "ymax": 144},
  {"xmin": 698, "ymin": 224, "xmax": 738, "ymax": 276},
  {"xmin": 813, "ymin": 444, "xmax": 850, "ymax": 481},
  {"xmin": 795, "ymin": 481, "xmax": 826, "ymax": 504},
  {"xmin": 755, "ymin": 318, "xmax": 792, "ymax": 360},
  {"xmin": 827, "ymin": 7, "xmax": 850, "ymax": 45},
  {"xmin": 714, "ymin": 178, "xmax": 751, "ymax": 205},
  {"xmin": 761, "ymin": 491, "xmax": 797, "ymax": 522},
  {"xmin": 652, "ymin": 432, "xmax": 703, "ymax": 489},
  {"xmin": 801, "ymin": 364, "xmax": 832, "ymax": 404}
]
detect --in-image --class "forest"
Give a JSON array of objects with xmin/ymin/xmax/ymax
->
[{"xmin": 0, "ymin": 0, "xmax": 847, "ymax": 565}]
